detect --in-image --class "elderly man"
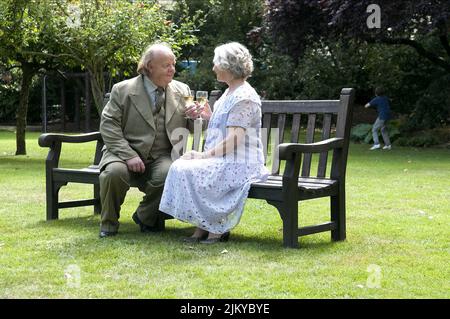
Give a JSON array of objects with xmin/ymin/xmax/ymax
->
[{"xmin": 98, "ymin": 43, "xmax": 196, "ymax": 238}]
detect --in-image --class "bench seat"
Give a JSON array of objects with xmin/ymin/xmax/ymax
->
[{"xmin": 249, "ymin": 176, "xmax": 338, "ymax": 201}]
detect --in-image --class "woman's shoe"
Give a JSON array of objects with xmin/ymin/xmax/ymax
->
[
  {"xmin": 200, "ymin": 232, "xmax": 230, "ymax": 244},
  {"xmin": 183, "ymin": 233, "xmax": 208, "ymax": 243},
  {"xmin": 182, "ymin": 230, "xmax": 209, "ymax": 243}
]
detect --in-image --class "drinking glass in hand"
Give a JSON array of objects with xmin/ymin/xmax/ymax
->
[
  {"xmin": 181, "ymin": 90, "xmax": 195, "ymax": 119},
  {"xmin": 196, "ymin": 91, "xmax": 208, "ymax": 107},
  {"xmin": 195, "ymin": 91, "xmax": 208, "ymax": 120}
]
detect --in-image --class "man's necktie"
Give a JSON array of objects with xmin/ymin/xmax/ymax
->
[{"xmin": 155, "ymin": 87, "xmax": 165, "ymax": 114}]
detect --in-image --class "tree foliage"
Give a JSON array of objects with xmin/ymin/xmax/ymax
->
[
  {"xmin": 48, "ymin": 0, "xmax": 202, "ymax": 114},
  {"xmin": 172, "ymin": 0, "xmax": 264, "ymax": 91},
  {"xmin": 263, "ymin": 0, "xmax": 327, "ymax": 61},
  {"xmin": 0, "ymin": 0, "xmax": 203, "ymax": 155},
  {"xmin": 324, "ymin": 0, "xmax": 450, "ymax": 72},
  {"xmin": 264, "ymin": 0, "xmax": 450, "ymax": 72},
  {"xmin": 0, "ymin": 0, "xmax": 62, "ymax": 155},
  {"xmin": 261, "ymin": 0, "xmax": 450, "ymax": 129}
]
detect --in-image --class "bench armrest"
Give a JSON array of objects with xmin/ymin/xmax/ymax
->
[
  {"xmin": 39, "ymin": 132, "xmax": 104, "ymax": 168},
  {"xmin": 278, "ymin": 137, "xmax": 344, "ymax": 160},
  {"xmin": 38, "ymin": 132, "xmax": 102, "ymax": 147}
]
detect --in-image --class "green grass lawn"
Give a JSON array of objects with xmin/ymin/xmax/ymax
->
[{"xmin": 0, "ymin": 131, "xmax": 449, "ymax": 298}]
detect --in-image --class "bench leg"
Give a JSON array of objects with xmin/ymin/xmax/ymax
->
[
  {"xmin": 282, "ymin": 201, "xmax": 299, "ymax": 248},
  {"xmin": 46, "ymin": 183, "xmax": 64, "ymax": 220},
  {"xmin": 331, "ymin": 190, "xmax": 346, "ymax": 241},
  {"xmin": 269, "ymin": 200, "xmax": 299, "ymax": 248},
  {"xmin": 94, "ymin": 184, "xmax": 101, "ymax": 215}
]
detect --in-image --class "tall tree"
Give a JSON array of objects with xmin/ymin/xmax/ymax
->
[
  {"xmin": 0, "ymin": 0, "xmax": 61, "ymax": 155},
  {"xmin": 172, "ymin": 0, "xmax": 264, "ymax": 91},
  {"xmin": 0, "ymin": 0, "xmax": 201, "ymax": 155},
  {"xmin": 323, "ymin": 0, "xmax": 450, "ymax": 73},
  {"xmin": 263, "ymin": 0, "xmax": 327, "ymax": 61},
  {"xmin": 37, "ymin": 0, "xmax": 201, "ymax": 115},
  {"xmin": 264, "ymin": 0, "xmax": 450, "ymax": 72}
]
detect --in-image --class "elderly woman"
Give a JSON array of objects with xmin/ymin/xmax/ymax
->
[{"xmin": 159, "ymin": 42, "xmax": 269, "ymax": 244}]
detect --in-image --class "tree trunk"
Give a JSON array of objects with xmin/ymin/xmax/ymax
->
[
  {"xmin": 15, "ymin": 63, "xmax": 35, "ymax": 155},
  {"xmin": 88, "ymin": 64, "xmax": 106, "ymax": 116}
]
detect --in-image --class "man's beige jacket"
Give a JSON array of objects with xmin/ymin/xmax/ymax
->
[{"xmin": 99, "ymin": 75, "xmax": 191, "ymax": 169}]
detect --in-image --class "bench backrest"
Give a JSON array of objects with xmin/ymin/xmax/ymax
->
[
  {"xmin": 190, "ymin": 88, "xmax": 354, "ymax": 180},
  {"xmin": 261, "ymin": 88, "xmax": 354, "ymax": 178},
  {"xmin": 99, "ymin": 88, "xmax": 354, "ymax": 180}
]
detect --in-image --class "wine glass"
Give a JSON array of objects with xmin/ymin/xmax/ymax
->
[
  {"xmin": 181, "ymin": 90, "xmax": 195, "ymax": 119},
  {"xmin": 195, "ymin": 91, "xmax": 208, "ymax": 119}
]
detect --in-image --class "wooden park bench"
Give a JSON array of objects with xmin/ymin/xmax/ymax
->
[{"xmin": 39, "ymin": 88, "xmax": 354, "ymax": 248}]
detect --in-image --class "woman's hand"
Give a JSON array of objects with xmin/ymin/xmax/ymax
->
[
  {"xmin": 181, "ymin": 150, "xmax": 206, "ymax": 160},
  {"xmin": 199, "ymin": 101, "xmax": 212, "ymax": 121},
  {"xmin": 185, "ymin": 101, "xmax": 212, "ymax": 121}
]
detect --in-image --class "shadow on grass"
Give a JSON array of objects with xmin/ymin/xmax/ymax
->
[{"xmin": 32, "ymin": 215, "xmax": 338, "ymax": 252}]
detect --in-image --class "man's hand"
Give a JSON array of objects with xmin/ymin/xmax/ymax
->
[
  {"xmin": 185, "ymin": 102, "xmax": 201, "ymax": 119},
  {"xmin": 126, "ymin": 156, "xmax": 145, "ymax": 173}
]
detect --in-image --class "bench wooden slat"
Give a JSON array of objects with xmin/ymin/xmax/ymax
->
[
  {"xmin": 301, "ymin": 113, "xmax": 316, "ymax": 177},
  {"xmin": 58, "ymin": 199, "xmax": 99, "ymax": 209},
  {"xmin": 262, "ymin": 113, "xmax": 272, "ymax": 163},
  {"xmin": 298, "ymin": 222, "xmax": 336, "ymax": 237},
  {"xmin": 272, "ymin": 114, "xmax": 286, "ymax": 175},
  {"xmin": 192, "ymin": 119, "xmax": 203, "ymax": 151},
  {"xmin": 249, "ymin": 178, "xmax": 338, "ymax": 201},
  {"xmin": 317, "ymin": 113, "xmax": 333, "ymax": 177},
  {"xmin": 266, "ymin": 175, "xmax": 337, "ymax": 185},
  {"xmin": 209, "ymin": 90, "xmax": 222, "ymax": 111},
  {"xmin": 247, "ymin": 186, "xmax": 283, "ymax": 202},
  {"xmin": 54, "ymin": 167, "xmax": 100, "ymax": 174},
  {"xmin": 291, "ymin": 114, "xmax": 301, "ymax": 143},
  {"xmin": 259, "ymin": 180, "xmax": 332, "ymax": 188},
  {"xmin": 54, "ymin": 168, "xmax": 100, "ymax": 184},
  {"xmin": 261, "ymin": 100, "xmax": 340, "ymax": 114},
  {"xmin": 250, "ymin": 179, "xmax": 337, "ymax": 190}
]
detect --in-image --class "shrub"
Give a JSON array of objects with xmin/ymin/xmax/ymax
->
[
  {"xmin": 351, "ymin": 122, "xmax": 401, "ymax": 144},
  {"xmin": 395, "ymin": 134, "xmax": 439, "ymax": 147},
  {"xmin": 350, "ymin": 124, "xmax": 372, "ymax": 143},
  {"xmin": 395, "ymin": 129, "xmax": 450, "ymax": 147},
  {"xmin": 404, "ymin": 74, "xmax": 450, "ymax": 130}
]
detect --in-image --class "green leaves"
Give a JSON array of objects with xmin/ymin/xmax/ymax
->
[
  {"xmin": 0, "ymin": 0, "xmax": 203, "ymax": 156},
  {"xmin": 19, "ymin": 0, "xmax": 203, "ymax": 113}
]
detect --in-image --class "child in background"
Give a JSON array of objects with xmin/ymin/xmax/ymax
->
[{"xmin": 365, "ymin": 87, "xmax": 392, "ymax": 150}]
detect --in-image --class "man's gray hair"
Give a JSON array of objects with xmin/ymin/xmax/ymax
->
[
  {"xmin": 213, "ymin": 42, "xmax": 253, "ymax": 79},
  {"xmin": 137, "ymin": 42, "xmax": 175, "ymax": 75}
]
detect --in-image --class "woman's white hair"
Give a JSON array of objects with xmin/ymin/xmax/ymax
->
[
  {"xmin": 213, "ymin": 42, "xmax": 253, "ymax": 79},
  {"xmin": 137, "ymin": 42, "xmax": 174, "ymax": 75}
]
